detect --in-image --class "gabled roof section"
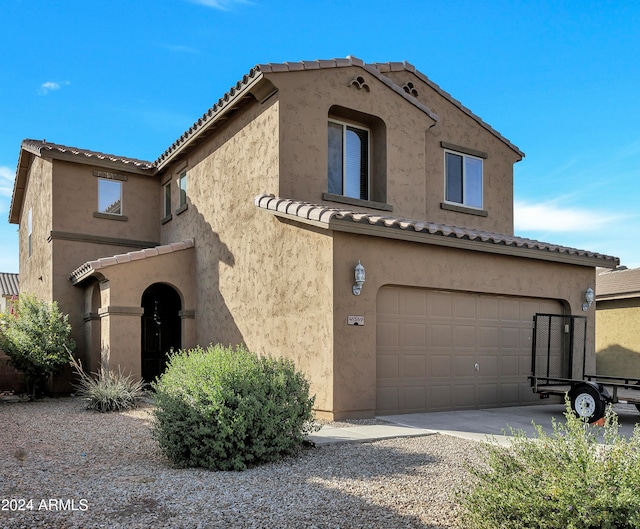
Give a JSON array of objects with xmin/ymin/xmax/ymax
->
[
  {"xmin": 154, "ymin": 56, "xmax": 440, "ymax": 169},
  {"xmin": 597, "ymin": 267, "xmax": 640, "ymax": 300},
  {"xmin": 0, "ymin": 273, "xmax": 19, "ymax": 297},
  {"xmin": 69, "ymin": 239, "xmax": 194, "ymax": 285},
  {"xmin": 370, "ymin": 61, "xmax": 525, "ymax": 158},
  {"xmin": 9, "ymin": 139, "xmax": 156, "ymax": 224},
  {"xmin": 255, "ymin": 194, "xmax": 619, "ymax": 269}
]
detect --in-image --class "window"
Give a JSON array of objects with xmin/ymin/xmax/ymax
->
[
  {"xmin": 27, "ymin": 207, "xmax": 32, "ymax": 257},
  {"xmin": 178, "ymin": 172, "xmax": 187, "ymax": 208},
  {"xmin": 444, "ymin": 150, "xmax": 483, "ymax": 209},
  {"xmin": 98, "ymin": 179, "xmax": 122, "ymax": 215},
  {"xmin": 328, "ymin": 120, "xmax": 369, "ymax": 200},
  {"xmin": 163, "ymin": 182, "xmax": 172, "ymax": 218}
]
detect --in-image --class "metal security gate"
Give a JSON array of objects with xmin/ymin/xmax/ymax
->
[{"xmin": 531, "ymin": 314, "xmax": 587, "ymax": 385}]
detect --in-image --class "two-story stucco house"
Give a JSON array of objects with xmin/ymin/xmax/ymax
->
[{"xmin": 8, "ymin": 57, "xmax": 618, "ymax": 418}]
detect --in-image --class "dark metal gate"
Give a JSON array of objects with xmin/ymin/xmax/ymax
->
[{"xmin": 531, "ymin": 314, "xmax": 587, "ymax": 384}]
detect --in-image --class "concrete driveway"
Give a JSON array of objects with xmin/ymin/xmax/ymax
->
[{"xmin": 381, "ymin": 402, "xmax": 640, "ymax": 445}]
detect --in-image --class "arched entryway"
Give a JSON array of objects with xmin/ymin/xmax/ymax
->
[{"xmin": 141, "ymin": 283, "xmax": 182, "ymax": 383}]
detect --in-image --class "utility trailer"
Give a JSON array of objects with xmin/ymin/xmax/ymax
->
[{"xmin": 529, "ymin": 313, "xmax": 640, "ymax": 422}]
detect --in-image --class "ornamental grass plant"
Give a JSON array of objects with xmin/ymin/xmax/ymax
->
[
  {"xmin": 69, "ymin": 354, "xmax": 145, "ymax": 412},
  {"xmin": 151, "ymin": 344, "xmax": 318, "ymax": 471},
  {"xmin": 458, "ymin": 401, "xmax": 640, "ymax": 529}
]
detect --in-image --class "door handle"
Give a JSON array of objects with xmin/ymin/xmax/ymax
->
[{"xmin": 474, "ymin": 363, "xmax": 480, "ymax": 372}]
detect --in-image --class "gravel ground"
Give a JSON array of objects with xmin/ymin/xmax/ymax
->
[{"xmin": 0, "ymin": 397, "xmax": 481, "ymax": 529}]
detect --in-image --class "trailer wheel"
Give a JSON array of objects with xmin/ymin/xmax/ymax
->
[{"xmin": 570, "ymin": 385, "xmax": 605, "ymax": 422}]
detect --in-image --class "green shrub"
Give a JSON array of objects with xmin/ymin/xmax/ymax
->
[
  {"xmin": 0, "ymin": 295, "xmax": 75, "ymax": 398},
  {"xmin": 151, "ymin": 344, "xmax": 318, "ymax": 471},
  {"xmin": 458, "ymin": 401, "xmax": 640, "ymax": 529},
  {"xmin": 69, "ymin": 354, "xmax": 145, "ymax": 412}
]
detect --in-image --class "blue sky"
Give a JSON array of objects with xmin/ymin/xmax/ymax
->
[{"xmin": 1, "ymin": 0, "xmax": 639, "ymax": 273}]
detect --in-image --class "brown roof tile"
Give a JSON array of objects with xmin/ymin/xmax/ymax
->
[
  {"xmin": 255, "ymin": 194, "xmax": 619, "ymax": 267},
  {"xmin": 597, "ymin": 267, "xmax": 640, "ymax": 299},
  {"xmin": 69, "ymin": 240, "xmax": 194, "ymax": 285},
  {"xmin": 21, "ymin": 139, "xmax": 155, "ymax": 171}
]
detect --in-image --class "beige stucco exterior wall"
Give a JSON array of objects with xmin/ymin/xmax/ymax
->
[
  {"xmin": 90, "ymin": 248, "xmax": 196, "ymax": 377},
  {"xmin": 596, "ymin": 299, "xmax": 640, "ymax": 377},
  {"xmin": 269, "ymin": 66, "xmax": 518, "ymax": 235},
  {"xmin": 159, "ymin": 98, "xmax": 336, "ymax": 411},
  {"xmin": 330, "ymin": 231, "xmax": 596, "ymax": 417},
  {"xmin": 18, "ymin": 157, "xmax": 53, "ymax": 301}
]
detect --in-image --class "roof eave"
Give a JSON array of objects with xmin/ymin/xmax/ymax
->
[
  {"xmin": 155, "ymin": 70, "xmax": 267, "ymax": 171},
  {"xmin": 8, "ymin": 147, "xmax": 33, "ymax": 224}
]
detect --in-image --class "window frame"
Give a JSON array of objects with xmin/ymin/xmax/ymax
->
[
  {"xmin": 162, "ymin": 181, "xmax": 172, "ymax": 220},
  {"xmin": 97, "ymin": 178, "xmax": 123, "ymax": 216},
  {"xmin": 443, "ymin": 148, "xmax": 484, "ymax": 210},
  {"xmin": 177, "ymin": 171, "xmax": 188, "ymax": 213},
  {"xmin": 27, "ymin": 207, "xmax": 32, "ymax": 258},
  {"xmin": 328, "ymin": 118, "xmax": 370, "ymax": 201}
]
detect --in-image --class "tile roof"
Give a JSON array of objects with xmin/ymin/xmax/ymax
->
[
  {"xmin": 597, "ymin": 267, "xmax": 640, "ymax": 299},
  {"xmin": 69, "ymin": 239, "xmax": 194, "ymax": 285},
  {"xmin": 21, "ymin": 139, "xmax": 155, "ymax": 172},
  {"xmin": 155, "ymin": 55, "xmax": 521, "ymax": 167},
  {"xmin": 255, "ymin": 194, "xmax": 619, "ymax": 268},
  {"xmin": 0, "ymin": 273, "xmax": 19, "ymax": 297}
]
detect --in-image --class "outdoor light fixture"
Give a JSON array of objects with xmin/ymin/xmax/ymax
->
[
  {"xmin": 582, "ymin": 287, "xmax": 595, "ymax": 311},
  {"xmin": 353, "ymin": 261, "xmax": 365, "ymax": 296}
]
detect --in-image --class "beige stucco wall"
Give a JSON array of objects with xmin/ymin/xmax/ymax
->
[
  {"xmin": 596, "ymin": 298, "xmax": 640, "ymax": 377},
  {"xmin": 51, "ymin": 160, "xmax": 160, "ymax": 242},
  {"xmin": 159, "ymin": 98, "xmax": 336, "ymax": 411},
  {"xmin": 91, "ymin": 248, "xmax": 196, "ymax": 377},
  {"xmin": 18, "ymin": 156, "xmax": 53, "ymax": 301},
  {"xmin": 269, "ymin": 66, "xmax": 518, "ymax": 235},
  {"xmin": 330, "ymin": 231, "xmax": 596, "ymax": 417}
]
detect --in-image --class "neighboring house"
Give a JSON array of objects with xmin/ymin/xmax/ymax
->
[
  {"xmin": 8, "ymin": 57, "xmax": 618, "ymax": 418},
  {"xmin": 0, "ymin": 272, "xmax": 19, "ymax": 313},
  {"xmin": 596, "ymin": 267, "xmax": 640, "ymax": 378},
  {"xmin": 0, "ymin": 272, "xmax": 21, "ymax": 392}
]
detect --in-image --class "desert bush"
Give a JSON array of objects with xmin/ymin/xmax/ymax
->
[
  {"xmin": 151, "ymin": 344, "xmax": 318, "ymax": 471},
  {"xmin": 0, "ymin": 295, "xmax": 75, "ymax": 397},
  {"xmin": 69, "ymin": 354, "xmax": 145, "ymax": 412},
  {"xmin": 458, "ymin": 401, "xmax": 640, "ymax": 529}
]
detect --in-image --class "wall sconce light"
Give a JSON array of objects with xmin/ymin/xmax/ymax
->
[
  {"xmin": 353, "ymin": 261, "xmax": 365, "ymax": 296},
  {"xmin": 582, "ymin": 287, "xmax": 595, "ymax": 311}
]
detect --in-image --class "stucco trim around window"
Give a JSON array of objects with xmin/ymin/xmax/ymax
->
[
  {"xmin": 92, "ymin": 170, "xmax": 128, "ymax": 181},
  {"xmin": 175, "ymin": 203, "xmax": 188, "ymax": 215},
  {"xmin": 161, "ymin": 214, "xmax": 173, "ymax": 225},
  {"xmin": 440, "ymin": 202, "xmax": 488, "ymax": 217},
  {"xmin": 93, "ymin": 211, "xmax": 128, "ymax": 222},
  {"xmin": 322, "ymin": 193, "xmax": 393, "ymax": 212},
  {"xmin": 440, "ymin": 141, "xmax": 488, "ymax": 159}
]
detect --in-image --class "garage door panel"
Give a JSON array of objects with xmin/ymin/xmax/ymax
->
[
  {"xmin": 377, "ymin": 286, "xmax": 563, "ymax": 414},
  {"xmin": 430, "ymin": 355, "xmax": 451, "ymax": 377},
  {"xmin": 403, "ymin": 355, "xmax": 426, "ymax": 377}
]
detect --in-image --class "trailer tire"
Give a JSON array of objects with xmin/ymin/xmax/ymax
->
[{"xmin": 570, "ymin": 385, "xmax": 605, "ymax": 422}]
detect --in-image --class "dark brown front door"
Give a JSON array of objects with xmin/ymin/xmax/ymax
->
[{"xmin": 141, "ymin": 284, "xmax": 181, "ymax": 383}]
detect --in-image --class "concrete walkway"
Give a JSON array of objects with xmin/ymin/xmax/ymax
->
[{"xmin": 308, "ymin": 403, "xmax": 640, "ymax": 446}]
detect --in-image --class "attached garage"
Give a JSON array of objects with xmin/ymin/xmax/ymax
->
[{"xmin": 376, "ymin": 286, "xmax": 563, "ymax": 414}]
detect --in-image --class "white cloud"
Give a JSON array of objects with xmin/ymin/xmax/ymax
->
[
  {"xmin": 0, "ymin": 166, "xmax": 15, "ymax": 198},
  {"xmin": 188, "ymin": 0, "xmax": 251, "ymax": 10},
  {"xmin": 39, "ymin": 80, "xmax": 70, "ymax": 95},
  {"xmin": 514, "ymin": 200, "xmax": 627, "ymax": 233}
]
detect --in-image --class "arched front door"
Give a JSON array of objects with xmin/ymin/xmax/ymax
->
[{"xmin": 141, "ymin": 283, "xmax": 182, "ymax": 383}]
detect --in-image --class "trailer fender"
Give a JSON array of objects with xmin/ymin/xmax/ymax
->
[{"xmin": 568, "ymin": 382, "xmax": 606, "ymax": 422}]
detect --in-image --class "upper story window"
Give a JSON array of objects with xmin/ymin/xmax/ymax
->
[
  {"xmin": 444, "ymin": 150, "xmax": 483, "ymax": 209},
  {"xmin": 98, "ymin": 178, "xmax": 123, "ymax": 215},
  {"xmin": 328, "ymin": 120, "xmax": 369, "ymax": 200},
  {"xmin": 27, "ymin": 207, "xmax": 32, "ymax": 258},
  {"xmin": 163, "ymin": 182, "xmax": 172, "ymax": 219},
  {"xmin": 178, "ymin": 172, "xmax": 187, "ymax": 210}
]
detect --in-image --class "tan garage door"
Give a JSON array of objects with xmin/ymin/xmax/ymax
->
[{"xmin": 376, "ymin": 286, "xmax": 563, "ymax": 414}]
